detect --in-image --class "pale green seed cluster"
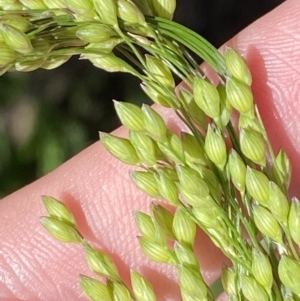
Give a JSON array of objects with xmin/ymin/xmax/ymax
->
[
  {"xmin": 99, "ymin": 48, "xmax": 300, "ymax": 300},
  {"xmin": 3, "ymin": 0, "xmax": 297, "ymax": 299},
  {"xmin": 41, "ymin": 196, "xmax": 160, "ymax": 301}
]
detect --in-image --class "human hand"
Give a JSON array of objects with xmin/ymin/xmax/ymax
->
[{"xmin": 0, "ymin": 0, "xmax": 299, "ymax": 299}]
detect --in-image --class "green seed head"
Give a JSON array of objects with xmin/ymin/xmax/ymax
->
[
  {"xmin": 174, "ymin": 242, "xmax": 199, "ymax": 269},
  {"xmin": 19, "ymin": 0, "xmax": 46, "ymax": 9},
  {"xmin": 0, "ymin": 42, "xmax": 17, "ymax": 66},
  {"xmin": 1, "ymin": 24, "xmax": 33, "ymax": 54},
  {"xmin": 87, "ymin": 53, "xmax": 136, "ymax": 73},
  {"xmin": 274, "ymin": 149, "xmax": 292, "ymax": 189},
  {"xmin": 40, "ymin": 216, "xmax": 82, "ymax": 243},
  {"xmin": 154, "ymin": 169, "xmax": 180, "ymax": 206},
  {"xmin": 181, "ymin": 132, "xmax": 207, "ymax": 166},
  {"xmin": 2, "ymin": 15, "xmax": 30, "ymax": 32},
  {"xmin": 278, "ymin": 255, "xmax": 300, "ymax": 295},
  {"xmin": 178, "ymin": 181, "xmax": 210, "ymax": 207},
  {"xmin": 134, "ymin": 211, "xmax": 156, "ymax": 239},
  {"xmin": 85, "ymin": 246, "xmax": 120, "ymax": 280},
  {"xmin": 76, "ymin": 24, "xmax": 111, "ymax": 43},
  {"xmin": 224, "ymin": 47, "xmax": 252, "ymax": 85},
  {"xmin": 112, "ymin": 282, "xmax": 132, "ymax": 301},
  {"xmin": 268, "ymin": 181, "xmax": 289, "ymax": 224},
  {"xmin": 172, "ymin": 207, "xmax": 196, "ymax": 247},
  {"xmin": 217, "ymin": 84, "xmax": 233, "ymax": 128},
  {"xmin": 117, "ymin": 0, "xmax": 146, "ymax": 25},
  {"xmin": 176, "ymin": 165, "xmax": 203, "ymax": 195},
  {"xmin": 152, "ymin": 0, "xmax": 176, "ymax": 20},
  {"xmin": 146, "ymin": 55, "xmax": 175, "ymax": 88},
  {"xmin": 221, "ymin": 267, "xmax": 237, "ymax": 295},
  {"xmin": 130, "ymin": 131, "xmax": 157, "ymax": 166},
  {"xmin": 251, "ymin": 249, "xmax": 273, "ymax": 290},
  {"xmin": 193, "ymin": 76, "xmax": 220, "ymax": 119},
  {"xmin": 151, "ymin": 204, "xmax": 175, "ymax": 240},
  {"xmin": 246, "ymin": 167, "xmax": 269, "ymax": 206},
  {"xmin": 80, "ymin": 275, "xmax": 112, "ymax": 301},
  {"xmin": 138, "ymin": 236, "xmax": 174, "ymax": 263},
  {"xmin": 179, "ymin": 87, "xmax": 206, "ymax": 128},
  {"xmin": 93, "ymin": 0, "xmax": 118, "ymax": 25},
  {"xmin": 157, "ymin": 132, "xmax": 185, "ymax": 164},
  {"xmin": 130, "ymin": 171, "xmax": 160, "ymax": 198},
  {"xmin": 226, "ymin": 77, "xmax": 253, "ymax": 114},
  {"xmin": 241, "ymin": 275, "xmax": 269, "ymax": 301},
  {"xmin": 288, "ymin": 197, "xmax": 300, "ymax": 245},
  {"xmin": 131, "ymin": 270, "xmax": 157, "ymax": 301},
  {"xmin": 115, "ymin": 101, "xmax": 144, "ymax": 131},
  {"xmin": 42, "ymin": 195, "xmax": 76, "ymax": 226},
  {"xmin": 43, "ymin": 0, "xmax": 66, "ymax": 8},
  {"xmin": 228, "ymin": 149, "xmax": 246, "ymax": 193},
  {"xmin": 141, "ymin": 104, "xmax": 167, "ymax": 142},
  {"xmin": 240, "ymin": 128, "xmax": 266, "ymax": 166},
  {"xmin": 141, "ymin": 82, "xmax": 175, "ymax": 108},
  {"xmin": 204, "ymin": 125, "xmax": 227, "ymax": 170},
  {"xmin": 253, "ymin": 205, "xmax": 283, "ymax": 244},
  {"xmin": 179, "ymin": 265, "xmax": 207, "ymax": 300},
  {"xmin": 100, "ymin": 132, "xmax": 140, "ymax": 165}
]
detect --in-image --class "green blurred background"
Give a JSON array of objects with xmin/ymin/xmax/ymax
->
[{"xmin": 0, "ymin": 0, "xmax": 284, "ymax": 197}]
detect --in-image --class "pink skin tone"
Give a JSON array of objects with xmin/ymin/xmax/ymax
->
[{"xmin": 0, "ymin": 0, "xmax": 300, "ymax": 299}]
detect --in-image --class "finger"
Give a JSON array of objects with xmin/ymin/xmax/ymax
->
[{"xmin": 1, "ymin": 1, "xmax": 299, "ymax": 300}]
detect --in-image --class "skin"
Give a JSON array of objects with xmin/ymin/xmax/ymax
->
[{"xmin": 0, "ymin": 0, "xmax": 300, "ymax": 299}]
